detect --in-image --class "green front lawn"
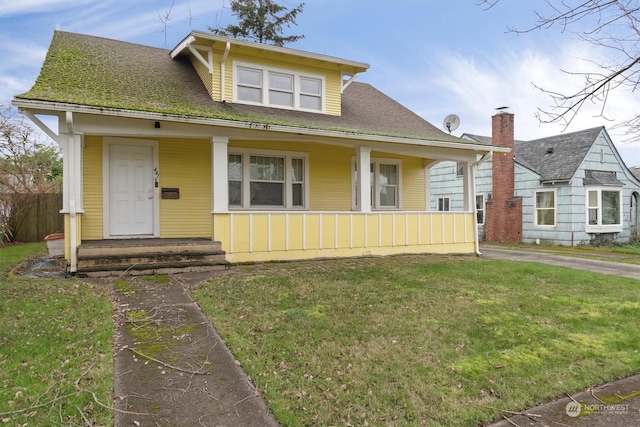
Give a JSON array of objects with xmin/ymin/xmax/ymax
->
[
  {"xmin": 193, "ymin": 255, "xmax": 640, "ymax": 426},
  {"xmin": 0, "ymin": 244, "xmax": 113, "ymax": 426}
]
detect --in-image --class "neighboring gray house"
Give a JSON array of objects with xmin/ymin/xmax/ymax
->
[{"xmin": 430, "ymin": 112, "xmax": 640, "ymax": 246}]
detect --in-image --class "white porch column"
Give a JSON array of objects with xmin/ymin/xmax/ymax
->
[
  {"xmin": 462, "ymin": 161, "xmax": 475, "ymax": 211},
  {"xmin": 211, "ymin": 136, "xmax": 229, "ymax": 213},
  {"xmin": 60, "ymin": 112, "xmax": 83, "ymax": 273},
  {"xmin": 356, "ymin": 147, "xmax": 371, "ymax": 213},
  {"xmin": 464, "ymin": 160, "xmax": 482, "ymax": 255}
]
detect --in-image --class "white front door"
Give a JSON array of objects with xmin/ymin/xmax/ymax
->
[{"xmin": 109, "ymin": 144, "xmax": 155, "ymax": 236}]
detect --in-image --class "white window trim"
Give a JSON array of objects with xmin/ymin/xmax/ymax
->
[
  {"xmin": 585, "ymin": 186, "xmax": 623, "ymax": 233},
  {"xmin": 534, "ymin": 189, "xmax": 557, "ymax": 228},
  {"xmin": 351, "ymin": 157, "xmax": 402, "ymax": 210},
  {"xmin": 228, "ymin": 147, "xmax": 309, "ymax": 210},
  {"xmin": 232, "ymin": 60, "xmax": 326, "ymax": 113},
  {"xmin": 437, "ymin": 197, "xmax": 451, "ymax": 212}
]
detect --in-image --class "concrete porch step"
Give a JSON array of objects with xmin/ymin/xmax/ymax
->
[{"xmin": 76, "ymin": 238, "xmax": 228, "ymax": 277}]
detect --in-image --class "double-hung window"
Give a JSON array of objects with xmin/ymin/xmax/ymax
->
[
  {"xmin": 235, "ymin": 62, "xmax": 324, "ymax": 112},
  {"xmin": 476, "ymin": 194, "xmax": 485, "ymax": 225},
  {"xmin": 534, "ymin": 190, "xmax": 556, "ymax": 226},
  {"xmin": 586, "ymin": 188, "xmax": 622, "ymax": 231},
  {"xmin": 437, "ymin": 197, "xmax": 450, "ymax": 212},
  {"xmin": 352, "ymin": 158, "xmax": 401, "ymax": 209},
  {"xmin": 229, "ymin": 150, "xmax": 308, "ymax": 209}
]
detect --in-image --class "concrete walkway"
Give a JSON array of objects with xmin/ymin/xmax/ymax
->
[{"xmin": 105, "ymin": 274, "xmax": 279, "ymax": 427}]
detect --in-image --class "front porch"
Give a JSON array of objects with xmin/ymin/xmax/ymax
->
[{"xmin": 76, "ymin": 238, "xmax": 228, "ymax": 277}]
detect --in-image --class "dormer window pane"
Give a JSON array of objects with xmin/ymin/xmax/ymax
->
[
  {"xmin": 300, "ymin": 77, "xmax": 320, "ymax": 95},
  {"xmin": 270, "ymin": 72, "xmax": 293, "ymax": 90},
  {"xmin": 238, "ymin": 67, "xmax": 262, "ymax": 103},
  {"xmin": 269, "ymin": 72, "xmax": 294, "ymax": 107},
  {"xmin": 239, "ymin": 67, "xmax": 261, "ymax": 85},
  {"xmin": 300, "ymin": 77, "xmax": 321, "ymax": 111},
  {"xmin": 300, "ymin": 94, "xmax": 320, "ymax": 110}
]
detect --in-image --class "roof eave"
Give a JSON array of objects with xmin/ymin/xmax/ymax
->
[
  {"xmin": 13, "ymin": 99, "xmax": 506, "ymax": 154},
  {"xmin": 174, "ymin": 30, "xmax": 370, "ymax": 73}
]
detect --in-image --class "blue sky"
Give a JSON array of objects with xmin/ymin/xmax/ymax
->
[{"xmin": 2, "ymin": 0, "xmax": 639, "ymax": 167}]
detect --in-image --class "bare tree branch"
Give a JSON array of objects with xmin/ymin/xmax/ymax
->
[{"xmin": 481, "ymin": 0, "xmax": 640, "ymax": 138}]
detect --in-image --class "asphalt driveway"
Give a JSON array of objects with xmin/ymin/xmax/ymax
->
[{"xmin": 480, "ymin": 245, "xmax": 640, "ymax": 281}]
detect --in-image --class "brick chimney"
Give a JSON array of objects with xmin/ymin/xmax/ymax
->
[{"xmin": 484, "ymin": 111, "xmax": 522, "ymax": 243}]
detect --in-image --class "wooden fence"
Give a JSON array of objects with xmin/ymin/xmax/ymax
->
[{"xmin": 12, "ymin": 193, "xmax": 64, "ymax": 243}]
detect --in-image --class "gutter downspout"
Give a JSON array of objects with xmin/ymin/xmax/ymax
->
[
  {"xmin": 221, "ymin": 42, "xmax": 230, "ymax": 102},
  {"xmin": 473, "ymin": 152, "xmax": 492, "ymax": 256},
  {"xmin": 66, "ymin": 111, "xmax": 78, "ymax": 274}
]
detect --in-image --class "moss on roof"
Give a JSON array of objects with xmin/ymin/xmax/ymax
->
[{"xmin": 18, "ymin": 31, "xmax": 472, "ymax": 145}]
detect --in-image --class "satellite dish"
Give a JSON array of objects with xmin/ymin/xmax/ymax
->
[{"xmin": 443, "ymin": 114, "xmax": 460, "ymax": 134}]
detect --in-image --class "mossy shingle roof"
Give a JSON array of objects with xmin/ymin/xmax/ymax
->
[
  {"xmin": 17, "ymin": 31, "xmax": 470, "ymax": 145},
  {"xmin": 464, "ymin": 127, "xmax": 605, "ymax": 181}
]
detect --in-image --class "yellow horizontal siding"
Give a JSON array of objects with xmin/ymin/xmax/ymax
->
[
  {"xmin": 401, "ymin": 157, "xmax": 426, "ymax": 211},
  {"xmin": 159, "ymin": 138, "xmax": 212, "ymax": 238},
  {"xmin": 191, "ymin": 57, "xmax": 215, "ymax": 99},
  {"xmin": 82, "ymin": 136, "xmax": 103, "ymax": 240}
]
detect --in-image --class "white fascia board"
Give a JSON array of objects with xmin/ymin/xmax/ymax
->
[
  {"xmin": 170, "ymin": 35, "xmax": 196, "ymax": 58},
  {"xmin": 187, "ymin": 30, "xmax": 370, "ymax": 72},
  {"xmin": 13, "ymin": 99, "xmax": 507, "ymax": 158}
]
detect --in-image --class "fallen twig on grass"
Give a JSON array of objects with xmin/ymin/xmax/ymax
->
[
  {"xmin": 476, "ymin": 404, "xmax": 542, "ymax": 420},
  {"xmin": 74, "ymin": 361, "xmax": 152, "ymax": 417}
]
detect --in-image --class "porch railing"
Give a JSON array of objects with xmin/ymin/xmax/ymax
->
[{"xmin": 214, "ymin": 211, "xmax": 475, "ymax": 262}]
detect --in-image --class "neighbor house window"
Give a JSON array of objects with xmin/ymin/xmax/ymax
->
[
  {"xmin": 352, "ymin": 158, "xmax": 401, "ymax": 209},
  {"xmin": 234, "ymin": 62, "xmax": 324, "ymax": 112},
  {"xmin": 438, "ymin": 197, "xmax": 450, "ymax": 212},
  {"xmin": 586, "ymin": 188, "xmax": 622, "ymax": 230},
  {"xmin": 476, "ymin": 194, "xmax": 485, "ymax": 225},
  {"xmin": 535, "ymin": 190, "xmax": 556, "ymax": 226},
  {"xmin": 228, "ymin": 150, "xmax": 308, "ymax": 209}
]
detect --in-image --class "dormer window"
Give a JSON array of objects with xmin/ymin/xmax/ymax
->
[{"xmin": 234, "ymin": 62, "xmax": 324, "ymax": 112}]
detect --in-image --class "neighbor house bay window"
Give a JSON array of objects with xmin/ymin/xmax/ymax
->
[
  {"xmin": 352, "ymin": 158, "xmax": 401, "ymax": 209},
  {"xmin": 535, "ymin": 190, "xmax": 556, "ymax": 226},
  {"xmin": 586, "ymin": 188, "xmax": 622, "ymax": 231},
  {"xmin": 228, "ymin": 150, "xmax": 308, "ymax": 209}
]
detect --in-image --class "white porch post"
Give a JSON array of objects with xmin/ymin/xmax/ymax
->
[
  {"xmin": 356, "ymin": 147, "xmax": 371, "ymax": 213},
  {"xmin": 463, "ymin": 161, "xmax": 482, "ymax": 255},
  {"xmin": 211, "ymin": 136, "xmax": 229, "ymax": 213},
  {"xmin": 60, "ymin": 112, "xmax": 83, "ymax": 273},
  {"xmin": 462, "ymin": 161, "xmax": 474, "ymax": 211}
]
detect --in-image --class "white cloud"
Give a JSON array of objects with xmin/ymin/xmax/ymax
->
[
  {"xmin": 402, "ymin": 38, "xmax": 640, "ymax": 167},
  {"xmin": 0, "ymin": 0, "xmax": 95, "ymax": 16}
]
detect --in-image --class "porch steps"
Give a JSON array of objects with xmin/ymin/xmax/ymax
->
[{"xmin": 76, "ymin": 238, "xmax": 229, "ymax": 277}]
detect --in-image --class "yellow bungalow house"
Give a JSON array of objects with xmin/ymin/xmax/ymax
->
[{"xmin": 13, "ymin": 30, "xmax": 507, "ymax": 275}]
